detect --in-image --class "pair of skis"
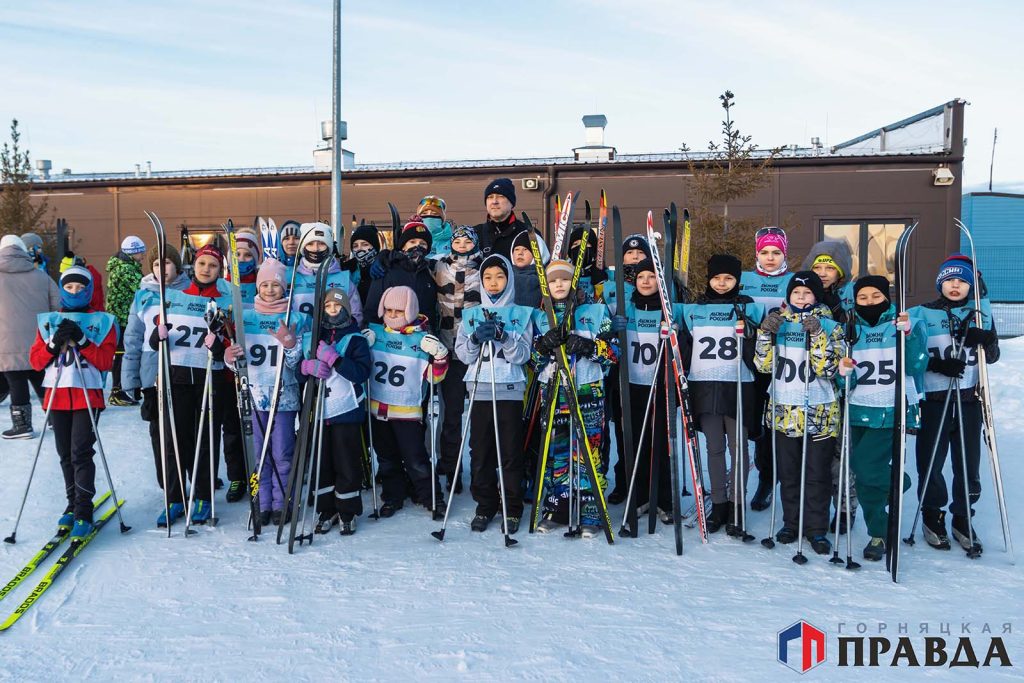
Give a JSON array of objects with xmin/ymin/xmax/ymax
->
[
  {"xmin": 257, "ymin": 216, "xmax": 280, "ymax": 260},
  {"xmin": 0, "ymin": 495, "xmax": 126, "ymax": 632},
  {"xmin": 523, "ymin": 205, "xmax": 614, "ymax": 544}
]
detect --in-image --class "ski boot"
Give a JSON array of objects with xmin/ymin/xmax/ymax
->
[
  {"xmin": 225, "ymin": 480, "xmax": 245, "ymax": 503},
  {"xmin": 315, "ymin": 512, "xmax": 338, "ymax": 534},
  {"xmin": 258, "ymin": 510, "xmax": 273, "ymax": 527},
  {"xmin": 191, "ymin": 500, "xmax": 213, "ymax": 525},
  {"xmin": 580, "ymin": 524, "xmax": 601, "ymax": 539},
  {"xmin": 505, "ymin": 516, "xmax": 520, "ymax": 535},
  {"xmin": 108, "ymin": 390, "xmax": 138, "ymax": 407},
  {"xmin": 340, "ymin": 516, "xmax": 357, "ymax": 536},
  {"xmin": 922, "ymin": 508, "xmax": 951, "ymax": 550},
  {"xmin": 775, "ymin": 527, "xmax": 798, "ymax": 544},
  {"xmin": 863, "ymin": 537, "xmax": 885, "ymax": 562},
  {"xmin": 536, "ymin": 515, "xmax": 562, "ymax": 534},
  {"xmin": 705, "ymin": 503, "xmax": 728, "ymax": 534},
  {"xmin": 952, "ymin": 514, "xmax": 983, "ymax": 557},
  {"xmin": 157, "ymin": 502, "xmax": 186, "ymax": 528},
  {"xmin": 69, "ymin": 519, "xmax": 94, "ymax": 541},
  {"xmin": 379, "ymin": 501, "xmax": 403, "ymax": 518},
  {"xmin": 57, "ymin": 510, "xmax": 75, "ymax": 532}
]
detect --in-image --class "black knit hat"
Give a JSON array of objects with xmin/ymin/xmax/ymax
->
[
  {"xmin": 484, "ymin": 177, "xmax": 516, "ymax": 207},
  {"xmin": 350, "ymin": 224, "xmax": 381, "ymax": 252},
  {"xmin": 621, "ymin": 233, "xmax": 652, "ymax": 260},
  {"xmin": 853, "ymin": 275, "xmax": 891, "ymax": 301},
  {"xmin": 707, "ymin": 254, "xmax": 742, "ymax": 281},
  {"xmin": 786, "ymin": 270, "xmax": 825, "ymax": 304},
  {"xmin": 634, "ymin": 258, "xmax": 656, "ymax": 277},
  {"xmin": 396, "ymin": 221, "xmax": 433, "ymax": 252}
]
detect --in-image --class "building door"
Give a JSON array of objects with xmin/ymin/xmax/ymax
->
[{"xmin": 820, "ymin": 220, "xmax": 912, "ymax": 288}]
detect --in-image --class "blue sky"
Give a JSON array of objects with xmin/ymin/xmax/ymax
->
[{"xmin": 1, "ymin": 0, "xmax": 1021, "ymax": 191}]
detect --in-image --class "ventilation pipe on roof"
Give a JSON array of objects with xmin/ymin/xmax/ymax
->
[
  {"xmin": 35, "ymin": 159, "xmax": 51, "ymax": 180},
  {"xmin": 135, "ymin": 164, "xmax": 141, "ymax": 178},
  {"xmin": 146, "ymin": 161, "xmax": 152, "ymax": 178}
]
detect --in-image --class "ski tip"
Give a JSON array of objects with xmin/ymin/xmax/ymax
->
[{"xmin": 430, "ymin": 530, "xmax": 445, "ymax": 542}]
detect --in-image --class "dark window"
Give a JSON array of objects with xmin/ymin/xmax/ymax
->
[{"xmin": 820, "ymin": 220, "xmax": 912, "ymax": 287}]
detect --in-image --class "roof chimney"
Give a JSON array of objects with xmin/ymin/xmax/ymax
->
[
  {"xmin": 35, "ymin": 159, "xmax": 51, "ymax": 180},
  {"xmin": 574, "ymin": 114, "xmax": 615, "ymax": 162},
  {"xmin": 146, "ymin": 161, "xmax": 152, "ymax": 178}
]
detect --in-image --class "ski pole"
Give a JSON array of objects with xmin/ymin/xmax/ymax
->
[
  {"xmin": 70, "ymin": 347, "xmax": 131, "ymax": 534},
  {"xmin": 299, "ymin": 379, "xmax": 326, "ymax": 546},
  {"xmin": 618, "ymin": 339, "xmax": 665, "ymax": 536},
  {"xmin": 206, "ymin": 369, "xmax": 217, "ymax": 527},
  {"xmin": 428, "ymin": 359, "xmax": 438, "ymax": 516},
  {"xmin": 431, "ymin": 353, "xmax": 485, "ymax": 541},
  {"xmin": 365, "ymin": 381, "xmax": 380, "ymax": 520},
  {"xmin": 952, "ymin": 378, "xmax": 982, "ymax": 558},
  {"xmin": 793, "ymin": 331, "xmax": 812, "ymax": 566},
  {"xmin": 184, "ymin": 352, "xmax": 214, "ymax": 534},
  {"xmin": 3, "ymin": 344, "xmax": 66, "ymax": 545},
  {"xmin": 732, "ymin": 316, "xmax": 753, "ymax": 541},
  {"xmin": 761, "ymin": 334, "xmax": 780, "ymax": 549},
  {"xmin": 487, "ymin": 341, "xmax": 518, "ymax": 548}
]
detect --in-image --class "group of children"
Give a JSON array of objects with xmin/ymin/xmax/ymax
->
[{"xmin": 27, "ymin": 183, "xmax": 1001, "ymax": 566}]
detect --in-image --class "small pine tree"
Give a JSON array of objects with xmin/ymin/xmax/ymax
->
[
  {"xmin": 0, "ymin": 119, "xmax": 52, "ymax": 237},
  {"xmin": 680, "ymin": 92, "xmax": 782, "ymax": 298}
]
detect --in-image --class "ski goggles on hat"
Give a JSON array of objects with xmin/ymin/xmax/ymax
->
[
  {"xmin": 755, "ymin": 226, "xmax": 786, "ymax": 239},
  {"xmin": 418, "ymin": 196, "xmax": 446, "ymax": 213}
]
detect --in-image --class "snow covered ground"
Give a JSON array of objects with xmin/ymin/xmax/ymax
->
[{"xmin": 1, "ymin": 342, "xmax": 1023, "ymax": 681}]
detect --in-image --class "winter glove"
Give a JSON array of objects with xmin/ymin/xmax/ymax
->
[
  {"xmin": 204, "ymin": 306, "xmax": 227, "ymax": 334},
  {"xmin": 271, "ymin": 322, "xmax": 297, "ymax": 349},
  {"xmin": 839, "ymin": 357, "xmax": 856, "ymax": 377},
  {"xmin": 419, "ymin": 334, "xmax": 448, "ymax": 360},
  {"xmin": 536, "ymin": 327, "xmax": 567, "ymax": 356},
  {"xmin": 360, "ymin": 328, "xmax": 376, "ymax": 347},
  {"xmin": 659, "ymin": 322, "xmax": 675, "ymax": 340},
  {"xmin": 369, "ymin": 258, "xmax": 387, "ymax": 280},
  {"xmin": 760, "ymin": 310, "xmax": 784, "ymax": 335},
  {"xmin": 611, "ymin": 315, "xmax": 627, "ymax": 333},
  {"xmin": 801, "ymin": 315, "xmax": 822, "ymax": 336},
  {"xmin": 565, "ymin": 333, "xmax": 597, "ymax": 359},
  {"xmin": 493, "ymin": 318, "xmax": 507, "ymax": 343},
  {"xmin": 316, "ymin": 340, "xmax": 341, "ymax": 367},
  {"xmin": 471, "ymin": 320, "xmax": 498, "ymax": 344},
  {"xmin": 963, "ymin": 327, "xmax": 996, "ymax": 348},
  {"xmin": 223, "ymin": 343, "xmax": 245, "ymax": 363},
  {"xmin": 927, "ymin": 356, "xmax": 966, "ymax": 378},
  {"xmin": 56, "ymin": 319, "xmax": 85, "ymax": 345},
  {"xmin": 203, "ymin": 332, "xmax": 219, "ymax": 350},
  {"xmin": 300, "ymin": 359, "xmax": 332, "ymax": 380},
  {"xmin": 148, "ymin": 324, "xmax": 169, "ymax": 350}
]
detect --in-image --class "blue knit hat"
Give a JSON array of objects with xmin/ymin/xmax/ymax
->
[{"xmin": 935, "ymin": 254, "xmax": 974, "ymax": 293}]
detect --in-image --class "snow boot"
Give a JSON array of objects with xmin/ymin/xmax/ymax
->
[
  {"xmin": 922, "ymin": 508, "xmax": 951, "ymax": 550},
  {"xmin": 2, "ymin": 404, "xmax": 34, "ymax": 440},
  {"xmin": 225, "ymin": 480, "xmax": 245, "ymax": 503},
  {"xmin": 108, "ymin": 389, "xmax": 138, "ymax": 407},
  {"xmin": 379, "ymin": 501, "xmax": 403, "ymax": 518},
  {"xmin": 580, "ymin": 524, "xmax": 601, "ymax": 539},
  {"xmin": 750, "ymin": 476, "xmax": 773, "ymax": 511},
  {"xmin": 775, "ymin": 527, "xmax": 798, "ymax": 544},
  {"xmin": 726, "ymin": 501, "xmax": 747, "ymax": 537},
  {"xmin": 863, "ymin": 537, "xmax": 886, "ymax": 562},
  {"xmin": 658, "ymin": 508, "xmax": 673, "ymax": 525},
  {"xmin": 339, "ymin": 516, "xmax": 357, "ymax": 536},
  {"xmin": 471, "ymin": 513, "xmax": 494, "ymax": 532},
  {"xmin": 505, "ymin": 516, "xmax": 520, "ymax": 535},
  {"xmin": 270, "ymin": 509, "xmax": 290, "ymax": 526},
  {"xmin": 809, "ymin": 535, "xmax": 831, "ymax": 555},
  {"xmin": 258, "ymin": 510, "xmax": 273, "ymax": 527},
  {"xmin": 706, "ymin": 503, "xmax": 728, "ymax": 534},
  {"xmin": 69, "ymin": 519, "xmax": 94, "ymax": 541},
  {"xmin": 191, "ymin": 500, "xmax": 213, "ymax": 524},
  {"xmin": 952, "ymin": 514, "xmax": 983, "ymax": 554},
  {"xmin": 157, "ymin": 502, "xmax": 186, "ymax": 528},
  {"xmin": 536, "ymin": 515, "xmax": 562, "ymax": 534},
  {"xmin": 315, "ymin": 512, "xmax": 338, "ymax": 534}
]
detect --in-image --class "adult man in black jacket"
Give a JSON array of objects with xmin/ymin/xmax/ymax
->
[{"xmin": 474, "ymin": 178, "xmax": 533, "ymax": 259}]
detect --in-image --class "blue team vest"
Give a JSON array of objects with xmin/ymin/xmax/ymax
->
[
  {"xmin": 37, "ymin": 311, "xmax": 117, "ymax": 390},
  {"xmin": 239, "ymin": 281, "xmax": 257, "ymax": 307},
  {"xmin": 910, "ymin": 301, "xmax": 992, "ymax": 394},
  {"xmin": 162, "ymin": 284, "xmax": 232, "ymax": 370},
  {"xmin": 302, "ymin": 332, "xmax": 360, "ymax": 419},
  {"xmin": 740, "ymin": 271, "xmax": 794, "ymax": 311},
  {"xmin": 532, "ymin": 303, "xmax": 608, "ymax": 389},
  {"xmin": 838, "ymin": 281, "xmax": 855, "ymax": 312},
  {"xmin": 241, "ymin": 309, "xmax": 310, "ymax": 389},
  {"xmin": 462, "ymin": 304, "xmax": 532, "ymax": 386},
  {"xmin": 291, "ymin": 269, "xmax": 354, "ymax": 318},
  {"xmin": 368, "ymin": 323, "xmax": 431, "ymax": 409},
  {"xmin": 624, "ymin": 302, "xmax": 665, "ymax": 386},
  {"xmin": 772, "ymin": 319, "xmax": 838, "ymax": 406},
  {"xmin": 681, "ymin": 302, "xmax": 765, "ymax": 383},
  {"xmin": 602, "ymin": 270, "xmax": 634, "ymax": 316}
]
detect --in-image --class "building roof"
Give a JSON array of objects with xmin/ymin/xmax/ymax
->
[{"xmin": 35, "ymin": 101, "xmax": 963, "ymax": 185}]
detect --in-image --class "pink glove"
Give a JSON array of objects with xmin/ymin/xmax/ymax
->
[
  {"xmin": 224, "ymin": 344, "xmax": 245, "ymax": 363},
  {"xmin": 157, "ymin": 324, "xmax": 169, "ymax": 340},
  {"xmin": 659, "ymin": 322, "xmax": 673, "ymax": 340},
  {"xmin": 301, "ymin": 359, "xmax": 332, "ymax": 379},
  {"xmin": 272, "ymin": 322, "xmax": 297, "ymax": 349},
  {"xmin": 316, "ymin": 340, "xmax": 340, "ymax": 367},
  {"xmin": 204, "ymin": 332, "xmax": 218, "ymax": 350}
]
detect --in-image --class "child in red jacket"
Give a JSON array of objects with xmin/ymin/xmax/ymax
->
[{"xmin": 30, "ymin": 266, "xmax": 117, "ymax": 539}]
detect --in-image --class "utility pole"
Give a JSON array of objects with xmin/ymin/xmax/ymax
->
[
  {"xmin": 988, "ymin": 127, "xmax": 997, "ymax": 192},
  {"xmin": 331, "ymin": 0, "xmax": 343, "ymax": 245}
]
